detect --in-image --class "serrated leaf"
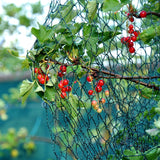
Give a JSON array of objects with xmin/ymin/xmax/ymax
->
[
  {"xmin": 145, "ymin": 146, "xmax": 160, "ymax": 160},
  {"xmin": 44, "ymin": 87, "xmax": 56, "ymax": 102},
  {"xmin": 20, "ymin": 80, "xmax": 35, "ymax": 104},
  {"xmin": 35, "ymin": 84, "xmax": 44, "ymax": 92},
  {"xmin": 87, "ymin": 1, "xmax": 97, "ymax": 22},
  {"xmin": 140, "ymin": 25, "xmax": 160, "ymax": 44},
  {"xmin": 31, "ymin": 23, "xmax": 54, "ymax": 43}
]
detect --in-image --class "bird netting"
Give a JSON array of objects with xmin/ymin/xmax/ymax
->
[{"xmin": 25, "ymin": 0, "xmax": 160, "ymax": 159}]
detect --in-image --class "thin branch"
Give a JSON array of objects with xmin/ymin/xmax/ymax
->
[
  {"xmin": 132, "ymin": 12, "xmax": 160, "ymax": 18},
  {"xmin": 44, "ymin": 59, "xmax": 160, "ymax": 91}
]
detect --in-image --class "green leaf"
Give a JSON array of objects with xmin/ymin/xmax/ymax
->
[
  {"xmin": 19, "ymin": 15, "xmax": 31, "ymax": 27},
  {"xmin": 56, "ymin": 34, "xmax": 73, "ymax": 46},
  {"xmin": 123, "ymin": 147, "xmax": 143, "ymax": 160},
  {"xmin": 35, "ymin": 83, "xmax": 44, "ymax": 93},
  {"xmin": 154, "ymin": 118, "xmax": 160, "ymax": 129},
  {"xmin": 87, "ymin": 1, "xmax": 97, "ymax": 22},
  {"xmin": 7, "ymin": 49, "xmax": 19, "ymax": 57},
  {"xmin": 157, "ymin": 67, "xmax": 160, "ymax": 74},
  {"xmin": 56, "ymin": 1, "xmax": 77, "ymax": 23},
  {"xmin": 103, "ymin": 0, "xmax": 121, "ymax": 12},
  {"xmin": 44, "ymin": 87, "xmax": 57, "ymax": 102},
  {"xmin": 145, "ymin": 146, "xmax": 160, "ymax": 160},
  {"xmin": 140, "ymin": 25, "xmax": 160, "ymax": 44},
  {"xmin": 103, "ymin": 0, "xmax": 130, "ymax": 12},
  {"xmin": 31, "ymin": 24, "xmax": 54, "ymax": 43},
  {"xmin": 20, "ymin": 80, "xmax": 35, "ymax": 104},
  {"xmin": 146, "ymin": 128, "xmax": 160, "ymax": 136}
]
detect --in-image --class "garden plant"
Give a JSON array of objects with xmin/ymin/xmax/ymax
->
[{"xmin": 20, "ymin": 0, "xmax": 160, "ymax": 159}]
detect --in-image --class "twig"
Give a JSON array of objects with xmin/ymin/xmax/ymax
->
[
  {"xmin": 43, "ymin": 59, "xmax": 160, "ymax": 91},
  {"xmin": 132, "ymin": 12, "xmax": 160, "ymax": 18}
]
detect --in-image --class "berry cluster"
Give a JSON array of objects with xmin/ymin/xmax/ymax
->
[
  {"xmin": 86, "ymin": 75, "xmax": 110, "ymax": 113},
  {"xmin": 121, "ymin": 10, "xmax": 147, "ymax": 54},
  {"xmin": 121, "ymin": 24, "xmax": 139, "ymax": 54},
  {"xmin": 58, "ymin": 65, "xmax": 72, "ymax": 98},
  {"xmin": 34, "ymin": 67, "xmax": 49, "ymax": 84}
]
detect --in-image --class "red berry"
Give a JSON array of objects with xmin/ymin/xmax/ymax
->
[
  {"xmin": 91, "ymin": 100, "xmax": 97, "ymax": 107},
  {"xmin": 121, "ymin": 37, "xmax": 126, "ymax": 44},
  {"xmin": 131, "ymin": 36, "xmax": 137, "ymax": 42},
  {"xmin": 128, "ymin": 24, "xmax": 134, "ymax": 30},
  {"xmin": 60, "ymin": 65, "xmax": 67, "ymax": 72},
  {"xmin": 87, "ymin": 76, "xmax": 93, "ymax": 83},
  {"xmin": 58, "ymin": 71, "xmax": 64, "ymax": 77},
  {"xmin": 88, "ymin": 90, "xmax": 94, "ymax": 95},
  {"xmin": 129, "ymin": 17, "xmax": 134, "ymax": 22},
  {"xmin": 39, "ymin": 78, "xmax": 45, "ymax": 84},
  {"xmin": 140, "ymin": 10, "xmax": 147, "ymax": 18},
  {"xmin": 125, "ymin": 37, "xmax": 131, "ymax": 43},
  {"xmin": 95, "ymin": 85, "xmax": 102, "ymax": 93},
  {"xmin": 129, "ymin": 47, "xmax": 135, "ymax": 53},
  {"xmin": 128, "ymin": 29, "xmax": 134, "ymax": 34},
  {"xmin": 63, "ymin": 79, "xmax": 69, "ymax": 86},
  {"xmin": 34, "ymin": 68, "xmax": 41, "ymax": 74},
  {"xmin": 61, "ymin": 92, "xmax": 67, "ymax": 98},
  {"xmin": 66, "ymin": 86, "xmax": 72, "ymax": 92},
  {"xmin": 45, "ymin": 75, "xmax": 49, "ymax": 81},
  {"xmin": 37, "ymin": 74, "xmax": 43, "ymax": 80},
  {"xmin": 97, "ymin": 80, "xmax": 105, "ymax": 86},
  {"xmin": 58, "ymin": 82, "xmax": 64, "ymax": 89},
  {"xmin": 133, "ymin": 31, "xmax": 139, "ymax": 37},
  {"xmin": 61, "ymin": 87, "xmax": 67, "ymax": 92},
  {"xmin": 128, "ymin": 41, "xmax": 134, "ymax": 47}
]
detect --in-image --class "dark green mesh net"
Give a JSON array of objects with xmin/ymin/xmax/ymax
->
[{"xmin": 27, "ymin": 0, "xmax": 160, "ymax": 159}]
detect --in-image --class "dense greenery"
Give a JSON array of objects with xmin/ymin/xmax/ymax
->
[{"xmin": 20, "ymin": 0, "xmax": 160, "ymax": 159}]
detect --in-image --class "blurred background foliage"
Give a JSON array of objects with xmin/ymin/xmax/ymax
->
[{"xmin": 0, "ymin": 1, "xmax": 53, "ymax": 159}]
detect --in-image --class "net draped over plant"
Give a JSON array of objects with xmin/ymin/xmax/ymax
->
[{"xmin": 24, "ymin": 0, "xmax": 160, "ymax": 159}]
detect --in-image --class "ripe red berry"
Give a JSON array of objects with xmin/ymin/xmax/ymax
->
[
  {"xmin": 66, "ymin": 86, "xmax": 72, "ymax": 92},
  {"xmin": 61, "ymin": 87, "xmax": 67, "ymax": 92},
  {"xmin": 129, "ymin": 17, "xmax": 134, "ymax": 22},
  {"xmin": 121, "ymin": 37, "xmax": 126, "ymax": 44},
  {"xmin": 128, "ymin": 24, "xmax": 134, "ymax": 30},
  {"xmin": 60, "ymin": 65, "xmax": 67, "ymax": 72},
  {"xmin": 39, "ymin": 78, "xmax": 45, "ymax": 84},
  {"xmin": 88, "ymin": 90, "xmax": 94, "ymax": 95},
  {"xmin": 97, "ymin": 80, "xmax": 105, "ymax": 86},
  {"xmin": 37, "ymin": 74, "xmax": 43, "ymax": 80},
  {"xmin": 63, "ymin": 79, "xmax": 69, "ymax": 86},
  {"xmin": 34, "ymin": 68, "xmax": 41, "ymax": 74},
  {"xmin": 133, "ymin": 31, "xmax": 139, "ymax": 37},
  {"xmin": 129, "ymin": 47, "xmax": 135, "ymax": 53},
  {"xmin": 95, "ymin": 85, "xmax": 102, "ymax": 93},
  {"xmin": 58, "ymin": 82, "xmax": 64, "ymax": 89},
  {"xmin": 45, "ymin": 75, "xmax": 49, "ymax": 81},
  {"xmin": 87, "ymin": 76, "xmax": 93, "ymax": 83},
  {"xmin": 128, "ymin": 29, "xmax": 134, "ymax": 34},
  {"xmin": 58, "ymin": 71, "xmax": 64, "ymax": 77},
  {"xmin": 128, "ymin": 41, "xmax": 134, "ymax": 47},
  {"xmin": 131, "ymin": 36, "xmax": 137, "ymax": 42},
  {"xmin": 61, "ymin": 92, "xmax": 67, "ymax": 98},
  {"xmin": 140, "ymin": 10, "xmax": 147, "ymax": 18},
  {"xmin": 125, "ymin": 37, "xmax": 131, "ymax": 43}
]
